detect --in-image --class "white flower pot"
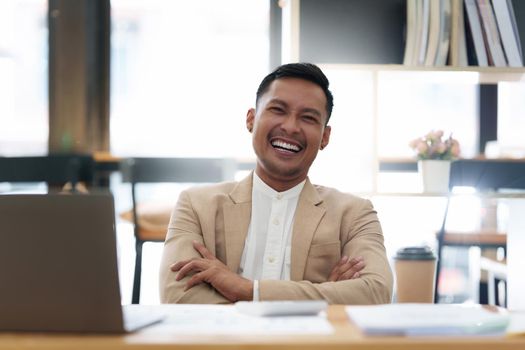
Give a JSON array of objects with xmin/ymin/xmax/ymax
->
[{"xmin": 418, "ymin": 160, "xmax": 451, "ymax": 193}]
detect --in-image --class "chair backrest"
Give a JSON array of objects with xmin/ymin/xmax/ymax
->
[
  {"xmin": 435, "ymin": 159, "xmax": 525, "ymax": 303},
  {"xmin": 0, "ymin": 155, "xmax": 95, "ymax": 191},
  {"xmin": 119, "ymin": 157, "xmax": 242, "ymax": 240},
  {"xmin": 119, "ymin": 157, "xmax": 238, "ymax": 184},
  {"xmin": 449, "ymin": 159, "xmax": 525, "ymax": 191}
]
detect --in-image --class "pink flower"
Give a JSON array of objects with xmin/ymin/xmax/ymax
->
[
  {"xmin": 409, "ymin": 130, "xmax": 461, "ymax": 160},
  {"xmin": 435, "ymin": 142, "xmax": 447, "ymax": 154},
  {"xmin": 425, "ymin": 130, "xmax": 444, "ymax": 141},
  {"xmin": 450, "ymin": 140, "xmax": 461, "ymax": 157},
  {"xmin": 408, "ymin": 138, "xmax": 422, "ymax": 149},
  {"xmin": 416, "ymin": 141, "xmax": 429, "ymax": 154}
]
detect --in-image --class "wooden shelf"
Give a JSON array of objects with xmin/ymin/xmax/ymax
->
[
  {"xmin": 442, "ymin": 230, "xmax": 507, "ymax": 247},
  {"xmin": 378, "ymin": 158, "xmax": 525, "ymax": 172},
  {"xmin": 367, "ymin": 192, "xmax": 525, "ymax": 199},
  {"xmin": 319, "ymin": 64, "xmax": 525, "ymax": 83}
]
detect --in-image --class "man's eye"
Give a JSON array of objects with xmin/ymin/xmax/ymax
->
[
  {"xmin": 303, "ymin": 115, "xmax": 319, "ymax": 123},
  {"xmin": 270, "ymin": 107, "xmax": 284, "ymax": 113}
]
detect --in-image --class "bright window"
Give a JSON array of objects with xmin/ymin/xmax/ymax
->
[
  {"xmin": 110, "ymin": 0, "xmax": 270, "ymax": 158},
  {"xmin": 498, "ymin": 81, "xmax": 525, "ymax": 157},
  {"xmin": 0, "ymin": 0, "xmax": 48, "ymax": 156},
  {"xmin": 377, "ymin": 71, "xmax": 479, "ymax": 160},
  {"xmin": 310, "ymin": 68, "xmax": 375, "ymax": 193}
]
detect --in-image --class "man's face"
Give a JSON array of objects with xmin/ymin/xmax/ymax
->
[{"xmin": 246, "ymin": 77, "xmax": 331, "ymax": 191}]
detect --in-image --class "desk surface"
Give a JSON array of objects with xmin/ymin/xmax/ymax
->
[{"xmin": 0, "ymin": 306, "xmax": 524, "ymax": 350}]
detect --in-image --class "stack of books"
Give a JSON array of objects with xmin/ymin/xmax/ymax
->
[{"xmin": 403, "ymin": 0, "xmax": 523, "ymax": 67}]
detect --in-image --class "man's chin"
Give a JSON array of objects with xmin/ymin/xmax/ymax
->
[{"xmin": 259, "ymin": 161, "xmax": 307, "ymax": 181}]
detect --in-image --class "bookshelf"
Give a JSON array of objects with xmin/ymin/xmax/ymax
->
[{"xmin": 284, "ymin": 0, "xmax": 525, "ymax": 70}]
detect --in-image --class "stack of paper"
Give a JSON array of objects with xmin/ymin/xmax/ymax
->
[
  {"xmin": 147, "ymin": 304, "xmax": 333, "ymax": 335},
  {"xmin": 346, "ymin": 303, "xmax": 510, "ymax": 336}
]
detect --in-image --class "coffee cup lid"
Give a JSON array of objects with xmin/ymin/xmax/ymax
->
[{"xmin": 394, "ymin": 246, "xmax": 436, "ymax": 260}]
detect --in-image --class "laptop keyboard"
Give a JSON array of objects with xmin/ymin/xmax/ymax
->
[{"xmin": 123, "ymin": 305, "xmax": 166, "ymax": 332}]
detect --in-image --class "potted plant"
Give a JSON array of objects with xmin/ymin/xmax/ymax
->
[{"xmin": 409, "ymin": 130, "xmax": 461, "ymax": 193}]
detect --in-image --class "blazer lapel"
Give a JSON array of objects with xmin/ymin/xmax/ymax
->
[
  {"xmin": 223, "ymin": 174, "xmax": 252, "ymax": 273},
  {"xmin": 290, "ymin": 179, "xmax": 325, "ymax": 281}
]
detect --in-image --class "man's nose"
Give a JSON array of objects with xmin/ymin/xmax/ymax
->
[{"xmin": 280, "ymin": 115, "xmax": 300, "ymax": 134}]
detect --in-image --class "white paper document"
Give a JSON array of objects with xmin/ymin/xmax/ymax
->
[
  {"xmin": 148, "ymin": 304, "xmax": 333, "ymax": 335},
  {"xmin": 346, "ymin": 304, "xmax": 510, "ymax": 336}
]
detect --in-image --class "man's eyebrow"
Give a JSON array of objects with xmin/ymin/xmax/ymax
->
[
  {"xmin": 301, "ymin": 108, "xmax": 322, "ymax": 118},
  {"xmin": 267, "ymin": 98, "xmax": 288, "ymax": 107}
]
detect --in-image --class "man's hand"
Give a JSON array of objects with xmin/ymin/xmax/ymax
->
[
  {"xmin": 328, "ymin": 255, "xmax": 365, "ymax": 282},
  {"xmin": 170, "ymin": 241, "xmax": 253, "ymax": 302}
]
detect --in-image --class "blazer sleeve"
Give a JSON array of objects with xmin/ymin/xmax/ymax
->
[
  {"xmin": 159, "ymin": 190, "xmax": 229, "ymax": 304},
  {"xmin": 258, "ymin": 199, "xmax": 393, "ymax": 304}
]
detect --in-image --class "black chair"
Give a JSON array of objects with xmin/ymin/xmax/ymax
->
[
  {"xmin": 0, "ymin": 155, "xmax": 95, "ymax": 193},
  {"xmin": 435, "ymin": 159, "xmax": 525, "ymax": 304},
  {"xmin": 120, "ymin": 157, "xmax": 240, "ymax": 304}
]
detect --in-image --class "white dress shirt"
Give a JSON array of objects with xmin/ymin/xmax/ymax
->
[{"xmin": 239, "ymin": 172, "xmax": 305, "ymax": 300}]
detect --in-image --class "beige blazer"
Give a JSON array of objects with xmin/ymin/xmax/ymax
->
[{"xmin": 159, "ymin": 174, "xmax": 393, "ymax": 304}]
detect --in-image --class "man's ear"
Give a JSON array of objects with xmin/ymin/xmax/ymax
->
[
  {"xmin": 246, "ymin": 108, "xmax": 255, "ymax": 133},
  {"xmin": 320, "ymin": 125, "xmax": 331, "ymax": 150}
]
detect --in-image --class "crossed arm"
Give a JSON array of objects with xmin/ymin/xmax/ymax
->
[{"xmin": 170, "ymin": 241, "xmax": 365, "ymax": 302}]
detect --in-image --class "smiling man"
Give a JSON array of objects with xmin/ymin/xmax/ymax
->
[{"xmin": 159, "ymin": 63, "xmax": 393, "ymax": 304}]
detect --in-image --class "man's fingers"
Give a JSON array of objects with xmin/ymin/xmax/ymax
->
[
  {"xmin": 339, "ymin": 269, "xmax": 361, "ymax": 281},
  {"xmin": 175, "ymin": 259, "xmax": 206, "ymax": 281},
  {"xmin": 193, "ymin": 241, "xmax": 215, "ymax": 260},
  {"xmin": 328, "ymin": 256, "xmax": 349, "ymax": 282},
  {"xmin": 337, "ymin": 260, "xmax": 365, "ymax": 281},
  {"xmin": 170, "ymin": 259, "xmax": 192, "ymax": 272},
  {"xmin": 344, "ymin": 256, "xmax": 364, "ymax": 272},
  {"xmin": 329, "ymin": 256, "xmax": 366, "ymax": 282},
  {"xmin": 184, "ymin": 271, "xmax": 207, "ymax": 291}
]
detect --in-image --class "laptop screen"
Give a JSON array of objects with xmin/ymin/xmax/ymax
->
[{"xmin": 0, "ymin": 193, "xmax": 126, "ymax": 332}]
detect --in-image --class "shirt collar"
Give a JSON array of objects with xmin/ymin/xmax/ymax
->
[{"xmin": 252, "ymin": 172, "xmax": 305, "ymax": 200}]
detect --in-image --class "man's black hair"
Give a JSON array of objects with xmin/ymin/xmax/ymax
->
[{"xmin": 255, "ymin": 63, "xmax": 334, "ymax": 125}]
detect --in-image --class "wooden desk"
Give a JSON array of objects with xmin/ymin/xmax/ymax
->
[{"xmin": 0, "ymin": 306, "xmax": 523, "ymax": 350}]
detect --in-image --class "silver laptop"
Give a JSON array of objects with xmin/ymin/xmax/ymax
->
[{"xmin": 0, "ymin": 193, "xmax": 164, "ymax": 333}]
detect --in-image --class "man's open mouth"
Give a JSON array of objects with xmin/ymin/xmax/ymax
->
[{"xmin": 271, "ymin": 139, "xmax": 303, "ymax": 153}]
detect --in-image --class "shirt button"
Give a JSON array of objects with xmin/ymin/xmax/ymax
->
[
  {"xmin": 276, "ymin": 193, "xmax": 283, "ymax": 200},
  {"xmin": 268, "ymin": 257, "xmax": 276, "ymax": 263},
  {"xmin": 273, "ymin": 218, "xmax": 280, "ymax": 225}
]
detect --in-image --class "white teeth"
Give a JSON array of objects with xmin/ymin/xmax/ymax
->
[{"xmin": 272, "ymin": 140, "xmax": 300, "ymax": 152}]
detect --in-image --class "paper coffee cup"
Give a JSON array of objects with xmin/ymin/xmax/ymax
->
[{"xmin": 394, "ymin": 246, "xmax": 437, "ymax": 303}]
